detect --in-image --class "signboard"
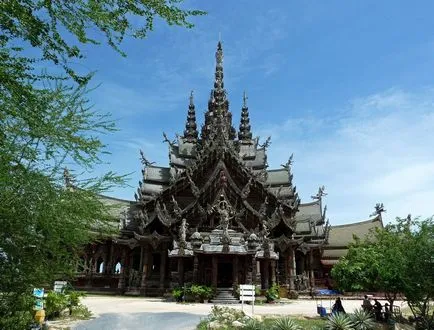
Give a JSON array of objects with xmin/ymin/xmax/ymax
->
[
  {"xmin": 54, "ymin": 281, "xmax": 67, "ymax": 293},
  {"xmin": 34, "ymin": 299, "xmax": 44, "ymax": 311},
  {"xmin": 240, "ymin": 284, "xmax": 255, "ymax": 315},
  {"xmin": 33, "ymin": 288, "xmax": 44, "ymax": 299}
]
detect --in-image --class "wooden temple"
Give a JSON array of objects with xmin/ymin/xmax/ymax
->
[{"xmin": 74, "ymin": 42, "xmax": 383, "ymax": 296}]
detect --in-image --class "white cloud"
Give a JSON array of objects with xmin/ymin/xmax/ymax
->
[{"xmin": 262, "ymin": 88, "xmax": 434, "ymax": 224}]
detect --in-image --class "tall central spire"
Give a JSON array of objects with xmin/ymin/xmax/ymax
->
[{"xmin": 201, "ymin": 41, "xmax": 236, "ymax": 141}]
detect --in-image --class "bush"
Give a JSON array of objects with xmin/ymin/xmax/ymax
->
[
  {"xmin": 45, "ymin": 291, "xmax": 69, "ymax": 319},
  {"xmin": 266, "ymin": 284, "xmax": 280, "ymax": 302},
  {"xmin": 326, "ymin": 313, "xmax": 354, "ymax": 330},
  {"xmin": 287, "ymin": 291, "xmax": 299, "ymax": 299},
  {"xmin": 45, "ymin": 290, "xmax": 86, "ymax": 319},
  {"xmin": 189, "ymin": 284, "xmax": 213, "ymax": 302},
  {"xmin": 172, "ymin": 287, "xmax": 184, "ymax": 302},
  {"xmin": 271, "ymin": 316, "xmax": 303, "ymax": 330},
  {"xmin": 349, "ymin": 309, "xmax": 376, "ymax": 330}
]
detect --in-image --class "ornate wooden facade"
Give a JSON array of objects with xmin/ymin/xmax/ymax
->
[{"xmin": 74, "ymin": 42, "xmax": 380, "ymax": 296}]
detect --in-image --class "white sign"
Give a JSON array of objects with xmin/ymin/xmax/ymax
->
[
  {"xmin": 54, "ymin": 281, "xmax": 67, "ymax": 293},
  {"xmin": 240, "ymin": 284, "xmax": 256, "ymax": 315}
]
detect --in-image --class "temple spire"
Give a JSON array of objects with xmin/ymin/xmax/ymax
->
[
  {"xmin": 183, "ymin": 90, "xmax": 198, "ymax": 142},
  {"xmin": 238, "ymin": 91, "xmax": 252, "ymax": 141},
  {"xmin": 201, "ymin": 41, "xmax": 236, "ymax": 141}
]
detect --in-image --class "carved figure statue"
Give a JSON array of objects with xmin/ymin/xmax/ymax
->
[
  {"xmin": 280, "ymin": 153, "xmax": 293, "ymax": 171},
  {"xmin": 139, "ymin": 149, "xmax": 155, "ymax": 167},
  {"xmin": 370, "ymin": 202, "xmax": 386, "ymax": 217},
  {"xmin": 311, "ymin": 185, "xmax": 327, "ymax": 200},
  {"xmin": 211, "ymin": 195, "xmax": 234, "ymax": 230},
  {"xmin": 259, "ymin": 136, "xmax": 271, "ymax": 149}
]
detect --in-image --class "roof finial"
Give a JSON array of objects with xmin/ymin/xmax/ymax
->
[
  {"xmin": 238, "ymin": 92, "xmax": 252, "ymax": 141},
  {"xmin": 219, "ymin": 32, "xmax": 222, "ymax": 42},
  {"xmin": 189, "ymin": 90, "xmax": 194, "ymax": 106},
  {"xmin": 184, "ymin": 90, "xmax": 198, "ymax": 142}
]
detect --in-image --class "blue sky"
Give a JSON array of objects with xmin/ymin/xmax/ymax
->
[{"xmin": 74, "ymin": 0, "xmax": 434, "ymax": 224}]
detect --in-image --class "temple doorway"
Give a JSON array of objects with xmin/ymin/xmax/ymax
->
[{"xmin": 217, "ymin": 262, "xmax": 233, "ymax": 287}]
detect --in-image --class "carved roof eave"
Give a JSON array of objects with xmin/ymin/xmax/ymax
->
[
  {"xmin": 273, "ymin": 234, "xmax": 303, "ymax": 252},
  {"xmin": 113, "ymin": 237, "xmax": 138, "ymax": 250},
  {"xmin": 133, "ymin": 230, "xmax": 171, "ymax": 249}
]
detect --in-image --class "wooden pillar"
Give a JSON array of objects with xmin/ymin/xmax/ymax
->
[
  {"xmin": 289, "ymin": 247, "xmax": 295, "ymax": 290},
  {"xmin": 212, "ymin": 256, "xmax": 218, "ymax": 288},
  {"xmin": 233, "ymin": 256, "xmax": 239, "ymax": 287},
  {"xmin": 160, "ymin": 249, "xmax": 167, "ymax": 291},
  {"xmin": 139, "ymin": 246, "xmax": 144, "ymax": 271},
  {"xmin": 284, "ymin": 251, "xmax": 289, "ymax": 287},
  {"xmin": 178, "ymin": 258, "xmax": 185, "ymax": 286},
  {"xmin": 140, "ymin": 248, "xmax": 149, "ymax": 294},
  {"xmin": 271, "ymin": 260, "xmax": 276, "ymax": 285},
  {"xmin": 193, "ymin": 255, "xmax": 199, "ymax": 283},
  {"xmin": 309, "ymin": 249, "xmax": 315, "ymax": 289},
  {"xmin": 263, "ymin": 260, "xmax": 269, "ymax": 290},
  {"xmin": 117, "ymin": 247, "xmax": 127, "ymax": 291}
]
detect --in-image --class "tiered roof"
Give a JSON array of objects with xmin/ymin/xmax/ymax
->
[{"xmin": 115, "ymin": 42, "xmax": 331, "ymax": 256}]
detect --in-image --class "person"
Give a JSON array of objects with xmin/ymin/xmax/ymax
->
[
  {"xmin": 384, "ymin": 303, "xmax": 391, "ymax": 322},
  {"xmin": 362, "ymin": 295, "xmax": 372, "ymax": 313},
  {"xmin": 373, "ymin": 299, "xmax": 383, "ymax": 321},
  {"xmin": 332, "ymin": 297, "xmax": 346, "ymax": 314}
]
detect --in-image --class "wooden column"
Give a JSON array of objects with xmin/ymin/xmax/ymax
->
[
  {"xmin": 271, "ymin": 260, "xmax": 276, "ymax": 285},
  {"xmin": 233, "ymin": 256, "xmax": 239, "ymax": 287},
  {"xmin": 289, "ymin": 247, "xmax": 295, "ymax": 290},
  {"xmin": 140, "ymin": 248, "xmax": 149, "ymax": 295},
  {"xmin": 193, "ymin": 255, "xmax": 199, "ymax": 283},
  {"xmin": 139, "ymin": 246, "xmax": 144, "ymax": 271},
  {"xmin": 117, "ymin": 247, "xmax": 127, "ymax": 291},
  {"xmin": 178, "ymin": 258, "xmax": 185, "ymax": 286},
  {"xmin": 251, "ymin": 256, "xmax": 257, "ymax": 285},
  {"xmin": 263, "ymin": 260, "xmax": 269, "ymax": 290},
  {"xmin": 309, "ymin": 249, "xmax": 315, "ymax": 289},
  {"xmin": 284, "ymin": 251, "xmax": 289, "ymax": 287},
  {"xmin": 212, "ymin": 256, "xmax": 218, "ymax": 288},
  {"xmin": 160, "ymin": 249, "xmax": 167, "ymax": 291}
]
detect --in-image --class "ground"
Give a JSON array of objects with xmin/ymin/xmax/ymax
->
[{"xmin": 52, "ymin": 296, "xmax": 407, "ymax": 330}]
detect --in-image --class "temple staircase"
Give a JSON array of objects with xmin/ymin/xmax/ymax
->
[{"xmin": 211, "ymin": 288, "xmax": 240, "ymax": 304}]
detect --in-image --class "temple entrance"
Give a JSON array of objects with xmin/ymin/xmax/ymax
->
[{"xmin": 217, "ymin": 262, "xmax": 233, "ymax": 287}]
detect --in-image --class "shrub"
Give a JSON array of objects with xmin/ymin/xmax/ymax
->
[
  {"xmin": 172, "ymin": 287, "xmax": 184, "ymax": 302},
  {"xmin": 287, "ymin": 290, "xmax": 299, "ymax": 299},
  {"xmin": 326, "ymin": 313, "xmax": 354, "ymax": 330},
  {"xmin": 189, "ymin": 284, "xmax": 213, "ymax": 302},
  {"xmin": 271, "ymin": 316, "xmax": 303, "ymax": 330},
  {"xmin": 349, "ymin": 309, "xmax": 376, "ymax": 330},
  {"xmin": 243, "ymin": 318, "xmax": 266, "ymax": 330},
  {"xmin": 265, "ymin": 284, "xmax": 280, "ymax": 302},
  {"xmin": 45, "ymin": 291, "xmax": 69, "ymax": 319}
]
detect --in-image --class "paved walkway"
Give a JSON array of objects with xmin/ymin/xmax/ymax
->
[{"xmin": 69, "ymin": 296, "xmax": 406, "ymax": 330}]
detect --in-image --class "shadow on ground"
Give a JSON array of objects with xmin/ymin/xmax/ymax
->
[{"xmin": 73, "ymin": 312, "xmax": 203, "ymax": 330}]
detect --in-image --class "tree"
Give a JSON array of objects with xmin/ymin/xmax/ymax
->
[
  {"xmin": 0, "ymin": 1, "xmax": 205, "ymax": 328},
  {"xmin": 331, "ymin": 217, "xmax": 434, "ymax": 329}
]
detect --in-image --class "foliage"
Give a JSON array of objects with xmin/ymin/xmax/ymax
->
[
  {"xmin": 0, "ymin": 0, "xmax": 205, "ymax": 84},
  {"xmin": 189, "ymin": 284, "xmax": 213, "ymax": 302},
  {"xmin": 288, "ymin": 290, "xmax": 299, "ymax": 299},
  {"xmin": 0, "ymin": 1, "xmax": 205, "ymax": 328},
  {"xmin": 243, "ymin": 318, "xmax": 267, "ymax": 330},
  {"xmin": 331, "ymin": 216, "xmax": 433, "ymax": 328},
  {"xmin": 45, "ymin": 291, "xmax": 69, "ymax": 319},
  {"xmin": 70, "ymin": 304, "xmax": 92, "ymax": 320},
  {"xmin": 266, "ymin": 284, "xmax": 280, "ymax": 302},
  {"xmin": 326, "ymin": 313, "xmax": 354, "ymax": 330},
  {"xmin": 172, "ymin": 287, "xmax": 184, "ymax": 302},
  {"xmin": 45, "ymin": 290, "xmax": 87, "ymax": 320},
  {"xmin": 349, "ymin": 309, "xmax": 376, "ymax": 330},
  {"xmin": 209, "ymin": 305, "xmax": 245, "ymax": 323},
  {"xmin": 271, "ymin": 316, "xmax": 303, "ymax": 330}
]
